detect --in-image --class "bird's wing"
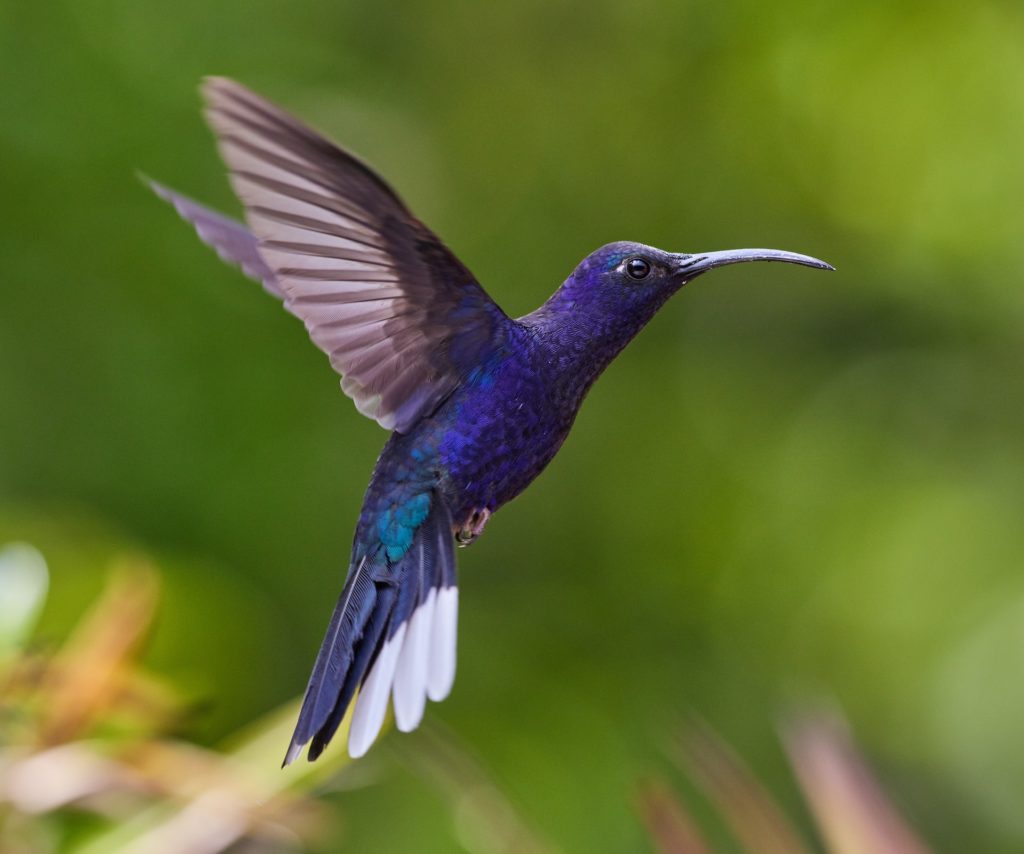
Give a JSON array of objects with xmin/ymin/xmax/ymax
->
[
  {"xmin": 147, "ymin": 178, "xmax": 284, "ymax": 299},
  {"xmin": 201, "ymin": 76, "xmax": 510, "ymax": 433},
  {"xmin": 284, "ymin": 490, "xmax": 458, "ymax": 763}
]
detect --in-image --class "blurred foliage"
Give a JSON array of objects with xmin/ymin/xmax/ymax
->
[
  {"xmin": 0, "ymin": 546, "xmax": 349, "ymax": 852},
  {"xmin": 2, "ymin": 0, "xmax": 1024, "ymax": 850}
]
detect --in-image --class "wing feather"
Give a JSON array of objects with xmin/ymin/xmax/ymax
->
[
  {"xmin": 146, "ymin": 179, "xmax": 283, "ymax": 298},
  {"xmin": 201, "ymin": 77, "xmax": 510, "ymax": 432}
]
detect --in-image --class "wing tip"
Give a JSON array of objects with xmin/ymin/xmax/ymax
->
[
  {"xmin": 200, "ymin": 76, "xmax": 262, "ymax": 130},
  {"xmin": 201, "ymin": 75, "xmax": 243, "ymax": 102},
  {"xmin": 140, "ymin": 173, "xmax": 195, "ymax": 220},
  {"xmin": 139, "ymin": 172, "xmax": 177, "ymax": 208},
  {"xmin": 201, "ymin": 76, "xmax": 285, "ymax": 127}
]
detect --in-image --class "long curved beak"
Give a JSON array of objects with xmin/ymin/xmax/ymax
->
[{"xmin": 675, "ymin": 248, "xmax": 834, "ymax": 278}]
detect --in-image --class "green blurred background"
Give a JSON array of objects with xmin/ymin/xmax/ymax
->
[{"xmin": 2, "ymin": 0, "xmax": 1024, "ymax": 850}]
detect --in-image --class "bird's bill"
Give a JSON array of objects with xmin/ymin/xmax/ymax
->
[{"xmin": 675, "ymin": 248, "xmax": 834, "ymax": 278}]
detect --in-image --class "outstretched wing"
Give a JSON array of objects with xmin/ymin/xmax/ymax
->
[{"xmin": 201, "ymin": 77, "xmax": 510, "ymax": 433}]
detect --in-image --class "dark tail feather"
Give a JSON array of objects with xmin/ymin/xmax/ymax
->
[
  {"xmin": 284, "ymin": 492, "xmax": 458, "ymax": 764},
  {"xmin": 306, "ymin": 580, "xmax": 396, "ymax": 761},
  {"xmin": 284, "ymin": 562, "xmax": 377, "ymax": 765}
]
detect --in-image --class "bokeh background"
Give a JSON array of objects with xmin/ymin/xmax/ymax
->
[{"xmin": 3, "ymin": 0, "xmax": 1024, "ymax": 850}]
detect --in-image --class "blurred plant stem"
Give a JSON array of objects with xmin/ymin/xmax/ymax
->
[
  {"xmin": 782, "ymin": 712, "xmax": 931, "ymax": 854},
  {"xmin": 635, "ymin": 779, "xmax": 711, "ymax": 854},
  {"xmin": 636, "ymin": 713, "xmax": 933, "ymax": 854},
  {"xmin": 675, "ymin": 718, "xmax": 810, "ymax": 854}
]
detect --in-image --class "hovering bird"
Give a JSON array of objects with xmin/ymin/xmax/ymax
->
[{"xmin": 149, "ymin": 78, "xmax": 832, "ymax": 764}]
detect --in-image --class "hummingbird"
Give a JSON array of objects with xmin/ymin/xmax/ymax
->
[{"xmin": 149, "ymin": 78, "xmax": 832, "ymax": 764}]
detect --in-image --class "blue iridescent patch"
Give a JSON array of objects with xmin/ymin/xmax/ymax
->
[
  {"xmin": 377, "ymin": 492, "xmax": 431, "ymax": 561},
  {"xmin": 603, "ymin": 251, "xmax": 627, "ymax": 271}
]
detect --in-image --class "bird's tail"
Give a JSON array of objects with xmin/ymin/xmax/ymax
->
[{"xmin": 284, "ymin": 491, "xmax": 459, "ymax": 764}]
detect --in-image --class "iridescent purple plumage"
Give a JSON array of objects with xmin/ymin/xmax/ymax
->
[{"xmin": 149, "ymin": 79, "xmax": 832, "ymax": 764}]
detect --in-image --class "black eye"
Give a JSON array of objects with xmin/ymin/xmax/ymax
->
[{"xmin": 625, "ymin": 257, "xmax": 651, "ymax": 280}]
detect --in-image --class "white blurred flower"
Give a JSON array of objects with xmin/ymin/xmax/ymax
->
[{"xmin": 0, "ymin": 542, "xmax": 48, "ymax": 653}]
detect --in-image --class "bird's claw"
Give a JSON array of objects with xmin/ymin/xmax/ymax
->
[{"xmin": 455, "ymin": 508, "xmax": 491, "ymax": 548}]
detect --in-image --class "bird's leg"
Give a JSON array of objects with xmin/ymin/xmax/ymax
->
[{"xmin": 455, "ymin": 508, "xmax": 491, "ymax": 548}]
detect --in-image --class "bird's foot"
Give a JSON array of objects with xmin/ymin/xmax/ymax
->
[{"xmin": 455, "ymin": 508, "xmax": 491, "ymax": 548}]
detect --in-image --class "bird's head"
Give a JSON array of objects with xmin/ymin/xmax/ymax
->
[
  {"xmin": 573, "ymin": 240, "xmax": 832, "ymax": 310},
  {"xmin": 529, "ymin": 240, "xmax": 832, "ymax": 381}
]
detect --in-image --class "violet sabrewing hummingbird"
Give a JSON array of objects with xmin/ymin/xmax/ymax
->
[{"xmin": 148, "ymin": 78, "xmax": 832, "ymax": 764}]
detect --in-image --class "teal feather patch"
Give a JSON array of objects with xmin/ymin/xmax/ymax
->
[{"xmin": 378, "ymin": 493, "xmax": 432, "ymax": 561}]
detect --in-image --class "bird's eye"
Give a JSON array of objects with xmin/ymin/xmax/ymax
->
[{"xmin": 625, "ymin": 257, "xmax": 651, "ymax": 280}]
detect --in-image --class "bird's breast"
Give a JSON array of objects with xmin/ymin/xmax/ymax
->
[{"xmin": 435, "ymin": 351, "xmax": 577, "ymax": 523}]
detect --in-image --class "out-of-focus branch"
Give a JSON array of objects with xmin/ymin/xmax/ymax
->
[
  {"xmin": 782, "ymin": 711, "xmax": 932, "ymax": 854},
  {"xmin": 635, "ymin": 777, "xmax": 712, "ymax": 854},
  {"xmin": 674, "ymin": 718, "xmax": 811, "ymax": 854}
]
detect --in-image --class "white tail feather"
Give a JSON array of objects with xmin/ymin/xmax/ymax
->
[
  {"xmin": 392, "ymin": 590, "xmax": 435, "ymax": 732},
  {"xmin": 348, "ymin": 623, "xmax": 407, "ymax": 758},
  {"xmin": 427, "ymin": 588, "xmax": 458, "ymax": 702}
]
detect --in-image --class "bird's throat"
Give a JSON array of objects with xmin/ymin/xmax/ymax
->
[{"xmin": 521, "ymin": 282, "xmax": 671, "ymax": 404}]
